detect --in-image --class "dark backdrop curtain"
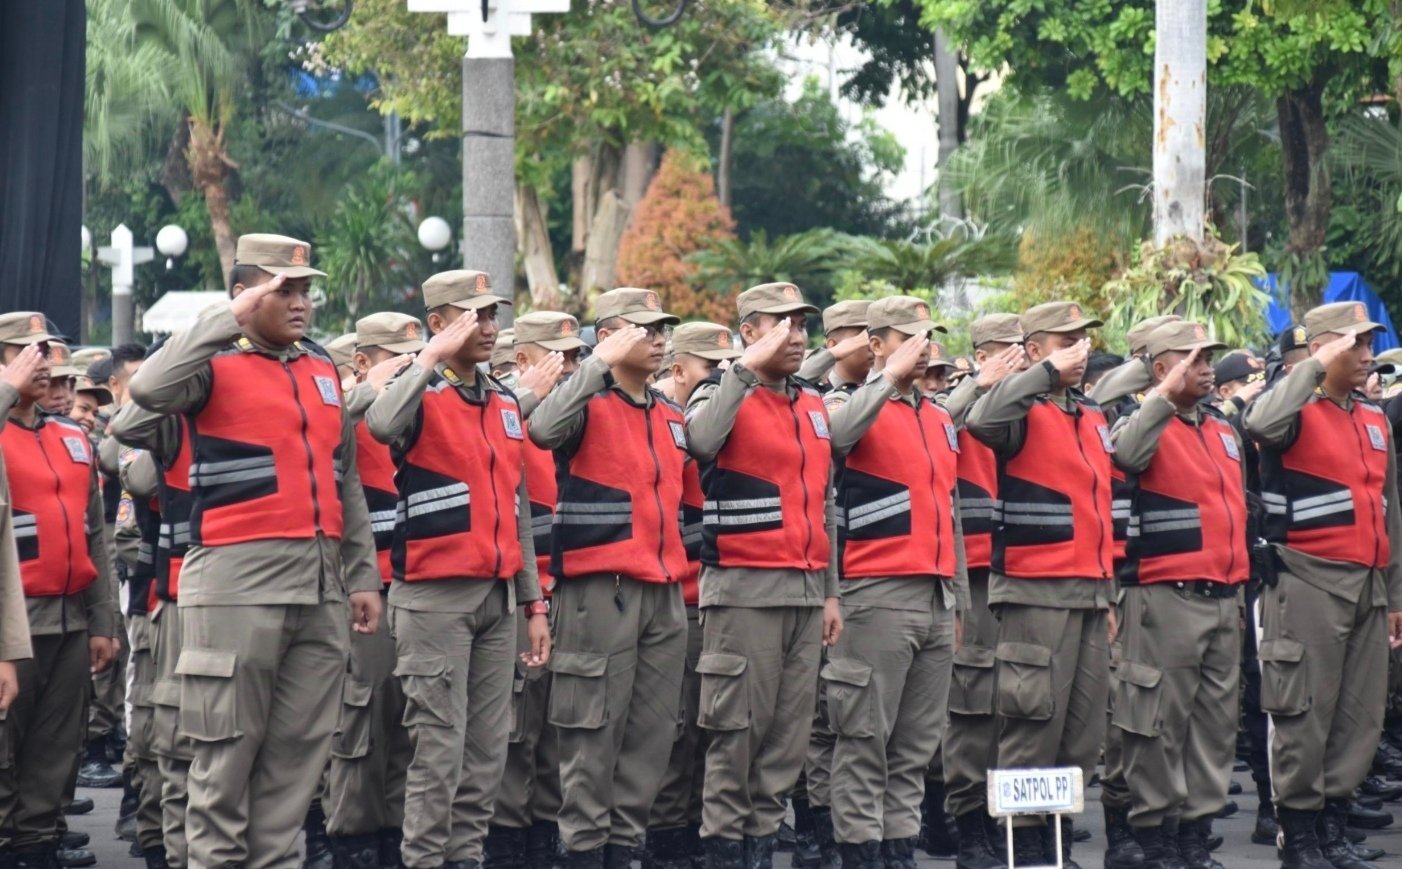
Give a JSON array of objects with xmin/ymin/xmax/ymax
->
[{"xmin": 0, "ymin": 0, "xmax": 85, "ymax": 341}]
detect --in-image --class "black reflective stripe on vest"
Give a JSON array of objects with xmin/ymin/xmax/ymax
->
[
  {"xmin": 1118, "ymin": 490, "xmax": 1206, "ymax": 584},
  {"xmin": 956, "ymin": 480, "xmax": 996, "ymax": 536},
  {"xmin": 12, "ymin": 511, "xmax": 37, "ymax": 562},
  {"xmin": 698, "ymin": 467, "xmax": 783, "ymax": 564},
  {"xmin": 549, "ymin": 473, "xmax": 634, "ymax": 577},
  {"xmin": 680, "ymin": 503, "xmax": 703, "ymax": 561}
]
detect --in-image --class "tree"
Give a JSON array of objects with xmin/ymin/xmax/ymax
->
[
  {"xmin": 1152, "ymin": 0, "xmax": 1207, "ymax": 246},
  {"xmin": 689, "ymin": 228, "xmax": 855, "ymax": 308},
  {"xmin": 615, "ymin": 150, "xmax": 737, "ymax": 322}
]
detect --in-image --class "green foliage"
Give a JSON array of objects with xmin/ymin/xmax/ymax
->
[
  {"xmin": 1329, "ymin": 113, "xmax": 1402, "ymax": 292},
  {"xmin": 689, "ymin": 228, "xmax": 856, "ymax": 306},
  {"xmin": 845, "ymin": 232, "xmax": 1016, "ymax": 294}
]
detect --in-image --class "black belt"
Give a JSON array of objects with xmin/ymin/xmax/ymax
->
[{"xmin": 1171, "ymin": 580, "xmax": 1239, "ymax": 599}]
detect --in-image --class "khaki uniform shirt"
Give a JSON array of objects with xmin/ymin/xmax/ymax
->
[
  {"xmin": 0, "ymin": 390, "xmax": 33, "ymax": 659},
  {"xmin": 684, "ymin": 363, "xmax": 840, "ymax": 608},
  {"xmin": 964, "ymin": 361, "xmax": 1112, "ymax": 610},
  {"xmin": 1090, "ymin": 357, "xmax": 1153, "ymax": 408},
  {"xmin": 365, "ymin": 361, "xmax": 540, "ymax": 613},
  {"xmin": 828, "ymin": 369, "xmax": 969, "ymax": 612},
  {"xmin": 1243, "ymin": 357, "xmax": 1402, "ymax": 609},
  {"xmin": 126, "ymin": 302, "xmax": 382, "ymax": 606}
]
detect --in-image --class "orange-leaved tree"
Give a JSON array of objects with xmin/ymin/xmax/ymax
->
[{"xmin": 616, "ymin": 149, "xmax": 737, "ymax": 322}]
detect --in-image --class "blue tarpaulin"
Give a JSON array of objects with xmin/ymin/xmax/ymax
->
[{"xmin": 1262, "ymin": 272, "xmax": 1399, "ymax": 352}]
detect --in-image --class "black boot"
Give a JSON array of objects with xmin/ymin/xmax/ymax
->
[
  {"xmin": 1103, "ymin": 804, "xmax": 1146, "ymax": 869},
  {"xmin": 62, "ymin": 799, "xmax": 92, "ymax": 817},
  {"xmin": 1042, "ymin": 817, "xmax": 1081, "ymax": 869},
  {"xmin": 648, "ymin": 828, "xmax": 693, "ymax": 869},
  {"xmin": 1344, "ymin": 799, "xmax": 1392, "ymax": 830},
  {"xmin": 791, "ymin": 800, "xmax": 819, "ymax": 869},
  {"xmin": 878, "ymin": 839, "xmax": 916, "ymax": 869},
  {"xmin": 1278, "ymin": 807, "xmax": 1333, "ymax": 869},
  {"xmin": 379, "ymin": 829, "xmax": 405, "ymax": 869},
  {"xmin": 918, "ymin": 783, "xmax": 958, "ymax": 858},
  {"xmin": 809, "ymin": 807, "xmax": 840, "ymax": 869},
  {"xmin": 54, "ymin": 835, "xmax": 85, "ymax": 852},
  {"xmin": 74, "ymin": 740, "xmax": 121, "ymax": 789},
  {"xmin": 951, "ymin": 813, "xmax": 1002, "ymax": 869},
  {"xmin": 525, "ymin": 822, "xmax": 565, "ymax": 869},
  {"xmin": 1007, "ymin": 827, "xmax": 1042, "ymax": 867},
  {"xmin": 303, "ymin": 802, "xmax": 335, "ymax": 869},
  {"xmin": 1175, "ymin": 817, "xmax": 1222, "ymax": 869},
  {"xmin": 566, "ymin": 848, "xmax": 605, "ymax": 869},
  {"xmin": 703, "ymin": 839, "xmax": 744, "ymax": 869},
  {"xmin": 1130, "ymin": 823, "xmax": 1185, "ymax": 869},
  {"xmin": 114, "ymin": 769, "xmax": 139, "ymax": 841},
  {"xmin": 1320, "ymin": 800, "xmax": 1382, "ymax": 869},
  {"xmin": 486, "ymin": 827, "xmax": 528, "ymax": 869},
  {"xmin": 332, "ymin": 834, "xmax": 384, "ymax": 869},
  {"xmin": 744, "ymin": 835, "xmax": 777, "ymax": 869},
  {"xmin": 1253, "ymin": 798, "xmax": 1280, "ymax": 847},
  {"xmin": 143, "ymin": 846, "xmax": 170, "ymax": 869},
  {"xmin": 51, "ymin": 844, "xmax": 93, "ymax": 869},
  {"xmin": 11, "ymin": 846, "xmax": 55, "ymax": 869},
  {"xmin": 836, "ymin": 843, "xmax": 879, "ymax": 869},
  {"xmin": 603, "ymin": 845, "xmax": 633, "ymax": 869}
]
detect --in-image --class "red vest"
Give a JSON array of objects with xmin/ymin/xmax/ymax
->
[
  {"xmin": 392, "ymin": 376, "xmax": 525, "ymax": 582},
  {"xmin": 523, "ymin": 440, "xmax": 557, "ymax": 594},
  {"xmin": 1122, "ymin": 413, "xmax": 1248, "ymax": 585},
  {"xmin": 2, "ymin": 415, "xmax": 99, "ymax": 597},
  {"xmin": 189, "ymin": 345, "xmax": 345, "ymax": 546},
  {"xmin": 1261, "ymin": 396, "xmax": 1392, "ymax": 568},
  {"xmin": 994, "ymin": 397, "xmax": 1114, "ymax": 580},
  {"xmin": 552, "ymin": 390, "xmax": 687, "ymax": 584},
  {"xmin": 680, "ymin": 459, "xmax": 703, "ymax": 604},
  {"xmin": 701, "ymin": 384, "xmax": 831, "ymax": 570},
  {"xmin": 955, "ymin": 428, "xmax": 997, "ymax": 571},
  {"xmin": 1111, "ymin": 466, "xmax": 1131, "ymax": 564},
  {"xmin": 838, "ymin": 395, "xmax": 959, "ymax": 578},
  {"xmin": 355, "ymin": 418, "xmax": 397, "ymax": 585},
  {"xmin": 155, "ymin": 418, "xmax": 192, "ymax": 602}
]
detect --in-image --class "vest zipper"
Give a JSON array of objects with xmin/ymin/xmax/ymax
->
[
  {"xmin": 477, "ymin": 400, "xmax": 504, "ymax": 578},
  {"xmin": 913, "ymin": 401, "xmax": 944, "ymax": 575},
  {"xmin": 642, "ymin": 406, "xmax": 672, "ymax": 582},
  {"xmin": 281, "ymin": 362, "xmax": 323, "ymax": 534},
  {"xmin": 1071, "ymin": 405, "xmax": 1111, "ymax": 579},
  {"xmin": 36, "ymin": 427, "xmax": 76, "ymax": 613},
  {"xmin": 1196, "ymin": 422, "xmax": 1238, "ymax": 581},
  {"xmin": 789, "ymin": 393, "xmax": 816, "ymax": 570}
]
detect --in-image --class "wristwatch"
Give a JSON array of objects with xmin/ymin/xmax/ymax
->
[{"xmin": 525, "ymin": 600, "xmax": 550, "ymax": 617}]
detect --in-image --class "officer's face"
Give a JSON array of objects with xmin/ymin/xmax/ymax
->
[
  {"xmin": 1154, "ymin": 349, "xmax": 1216, "ymax": 401},
  {"xmin": 0, "ymin": 344, "xmax": 50, "ymax": 403},
  {"xmin": 975, "ymin": 341, "xmax": 1029, "ymax": 372},
  {"xmin": 434, "ymin": 305, "xmax": 498, "ymax": 364},
  {"xmin": 45, "ymin": 376, "xmax": 75, "ymax": 416},
  {"xmin": 1314, "ymin": 331, "xmax": 1375, "ymax": 390},
  {"xmin": 672, "ymin": 354, "xmax": 722, "ymax": 405},
  {"xmin": 827, "ymin": 326, "xmax": 874, "ymax": 371},
  {"xmin": 354, "ymin": 347, "xmax": 398, "ymax": 379},
  {"xmin": 918, "ymin": 367, "xmax": 950, "ymax": 396},
  {"xmin": 743, "ymin": 313, "xmax": 808, "ymax": 376},
  {"xmin": 70, "ymin": 393, "xmax": 102, "ymax": 434},
  {"xmin": 601, "ymin": 321, "xmax": 669, "ymax": 376},
  {"xmin": 235, "ymin": 276, "xmax": 312, "ymax": 346},
  {"xmin": 517, "ymin": 343, "xmax": 580, "ymax": 379}
]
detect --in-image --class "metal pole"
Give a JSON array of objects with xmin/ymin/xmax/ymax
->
[{"xmin": 110, "ymin": 225, "xmax": 134, "ymax": 345}]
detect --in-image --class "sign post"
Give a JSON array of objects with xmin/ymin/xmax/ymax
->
[{"xmin": 987, "ymin": 767, "xmax": 1084, "ymax": 869}]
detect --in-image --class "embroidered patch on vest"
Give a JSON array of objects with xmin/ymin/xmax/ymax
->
[
  {"xmin": 62, "ymin": 436, "xmax": 90, "ymax": 464},
  {"xmin": 1096, "ymin": 424, "xmax": 1115, "ymax": 454},
  {"xmin": 809, "ymin": 410, "xmax": 829, "ymax": 440},
  {"xmin": 669, "ymin": 420, "xmax": 687, "ymax": 449},
  {"xmin": 1368, "ymin": 424, "xmax": 1386, "ymax": 451},
  {"xmin": 501, "ymin": 408, "xmax": 523, "ymax": 440},
  {"xmin": 1220, "ymin": 431, "xmax": 1240, "ymax": 461},
  {"xmin": 313, "ymin": 376, "xmax": 341, "ymax": 407},
  {"xmin": 944, "ymin": 423, "xmax": 960, "ymax": 453}
]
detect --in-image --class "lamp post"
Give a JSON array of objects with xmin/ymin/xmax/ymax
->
[
  {"xmin": 417, "ymin": 216, "xmax": 453, "ymax": 263},
  {"xmin": 95, "ymin": 223, "xmax": 186, "ymax": 344}
]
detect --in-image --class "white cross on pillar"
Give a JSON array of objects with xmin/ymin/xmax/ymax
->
[{"xmin": 407, "ymin": 0, "xmax": 569, "ymax": 59}]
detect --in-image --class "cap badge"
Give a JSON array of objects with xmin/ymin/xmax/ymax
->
[
  {"xmin": 474, "ymin": 273, "xmax": 488, "ymax": 291},
  {"xmin": 290, "ymin": 245, "xmax": 307, "ymax": 266},
  {"xmin": 1194, "ymin": 324, "xmax": 1207, "ymax": 340},
  {"xmin": 27, "ymin": 315, "xmax": 43, "ymax": 334},
  {"xmin": 49, "ymin": 346, "xmax": 64, "ymax": 365},
  {"xmin": 717, "ymin": 332, "xmax": 730, "ymax": 348},
  {"xmin": 560, "ymin": 320, "xmax": 574, "ymax": 337},
  {"xmin": 1293, "ymin": 326, "xmax": 1306, "ymax": 344},
  {"xmin": 916, "ymin": 303, "xmax": 929, "ymax": 319},
  {"xmin": 783, "ymin": 285, "xmax": 799, "ymax": 301},
  {"xmin": 645, "ymin": 292, "xmax": 660, "ymax": 311},
  {"xmin": 1355, "ymin": 302, "xmax": 1367, "ymax": 322},
  {"xmin": 404, "ymin": 322, "xmax": 420, "ymax": 340},
  {"xmin": 1069, "ymin": 304, "xmax": 1083, "ymax": 320}
]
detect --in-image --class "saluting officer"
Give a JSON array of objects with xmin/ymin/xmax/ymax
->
[
  {"xmin": 1244, "ymin": 302, "xmax": 1402, "ymax": 869},
  {"xmin": 127, "ymin": 234, "xmax": 384, "ymax": 869},
  {"xmin": 1090, "ymin": 315, "xmax": 1182, "ymax": 420},
  {"xmin": 799, "ymin": 301, "xmax": 874, "ymax": 395},
  {"xmin": 529, "ymin": 289, "xmax": 689, "ymax": 869},
  {"xmin": 685, "ymin": 283, "xmax": 843, "ymax": 869},
  {"xmin": 365, "ymin": 270, "xmax": 550, "ymax": 869},
  {"xmin": 965, "ymin": 301, "xmax": 1114, "ymax": 869},
  {"xmin": 325, "ymin": 313, "xmax": 426, "ymax": 869},
  {"xmin": 1110, "ymin": 322, "xmax": 1245, "ymax": 869},
  {"xmin": 824, "ymin": 297, "xmax": 965, "ymax": 869},
  {"xmin": 645, "ymin": 322, "xmax": 742, "ymax": 869}
]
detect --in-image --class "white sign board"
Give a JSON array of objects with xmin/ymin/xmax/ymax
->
[{"xmin": 987, "ymin": 767, "xmax": 1084, "ymax": 817}]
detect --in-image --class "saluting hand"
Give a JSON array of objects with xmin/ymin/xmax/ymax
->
[
  {"xmin": 366, "ymin": 354, "xmax": 413, "ymax": 393},
  {"xmin": 594, "ymin": 325, "xmax": 650, "ymax": 367},
  {"xmin": 518, "ymin": 351, "xmax": 565, "ymax": 400},
  {"xmin": 230, "ymin": 274, "xmax": 287, "ymax": 326},
  {"xmin": 1155, "ymin": 345, "xmax": 1202, "ymax": 401},
  {"xmin": 1235, "ymin": 376, "xmax": 1266, "ymax": 405},
  {"xmin": 1046, "ymin": 338, "xmax": 1091, "ymax": 386},
  {"xmin": 740, "ymin": 324, "xmax": 790, "ymax": 374},
  {"xmin": 830, "ymin": 331, "xmax": 870, "ymax": 362},
  {"xmin": 977, "ymin": 345, "xmax": 1024, "ymax": 390},
  {"xmin": 0, "ymin": 343, "xmax": 43, "ymax": 393},
  {"xmin": 882, "ymin": 332, "xmax": 930, "ymax": 384},
  {"xmin": 418, "ymin": 311, "xmax": 480, "ymax": 368},
  {"xmin": 1315, "ymin": 329, "xmax": 1359, "ymax": 369},
  {"xmin": 350, "ymin": 591, "xmax": 381, "ymax": 635}
]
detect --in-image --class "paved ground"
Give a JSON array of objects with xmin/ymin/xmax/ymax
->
[{"xmin": 67, "ymin": 774, "xmax": 1402, "ymax": 868}]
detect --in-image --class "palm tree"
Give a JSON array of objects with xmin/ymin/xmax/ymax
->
[
  {"xmin": 847, "ymin": 233, "xmax": 1015, "ymax": 293},
  {"xmin": 85, "ymin": 1, "xmax": 179, "ymax": 185},
  {"xmin": 688, "ymin": 229, "xmax": 857, "ymax": 296}
]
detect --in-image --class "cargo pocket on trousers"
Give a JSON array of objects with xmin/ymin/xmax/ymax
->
[
  {"xmin": 822, "ymin": 658, "xmax": 876, "ymax": 739},
  {"xmin": 948, "ymin": 645, "xmax": 996, "ymax": 716},
  {"xmin": 509, "ymin": 666, "xmax": 529, "ymax": 744},
  {"xmin": 547, "ymin": 651, "xmax": 609, "ymax": 730},
  {"xmin": 696, "ymin": 652, "xmax": 749, "ymax": 732},
  {"xmin": 396, "ymin": 655, "xmax": 454, "ymax": 729},
  {"xmin": 1110, "ymin": 661, "xmax": 1164, "ymax": 737},
  {"xmin": 1259, "ymin": 638, "xmax": 1311, "ymax": 717},
  {"xmin": 175, "ymin": 649, "xmax": 241, "ymax": 743},
  {"xmin": 332, "ymin": 678, "xmax": 374, "ymax": 759},
  {"xmin": 995, "ymin": 642, "xmax": 1054, "ymax": 721}
]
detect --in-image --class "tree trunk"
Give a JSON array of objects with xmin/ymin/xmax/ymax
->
[
  {"xmin": 186, "ymin": 115, "xmax": 237, "ymax": 287},
  {"xmin": 621, "ymin": 141, "xmax": 658, "ymax": 210},
  {"xmin": 718, "ymin": 108, "xmax": 735, "ymax": 208},
  {"xmin": 1152, "ymin": 0, "xmax": 1207, "ymax": 247},
  {"xmin": 933, "ymin": 30, "xmax": 962, "ymax": 219},
  {"xmin": 1277, "ymin": 79, "xmax": 1331, "ymax": 314},
  {"xmin": 571, "ymin": 156, "xmax": 591, "ymax": 260},
  {"xmin": 515, "ymin": 183, "xmax": 563, "ymax": 310},
  {"xmin": 579, "ymin": 190, "xmax": 629, "ymax": 303}
]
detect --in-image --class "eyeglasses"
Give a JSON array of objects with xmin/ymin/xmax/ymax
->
[{"xmin": 641, "ymin": 324, "xmax": 672, "ymax": 341}]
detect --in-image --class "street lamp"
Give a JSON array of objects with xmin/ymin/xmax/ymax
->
[
  {"xmin": 156, "ymin": 224, "xmax": 189, "ymax": 270},
  {"xmin": 96, "ymin": 223, "xmax": 185, "ymax": 345},
  {"xmin": 418, "ymin": 216, "xmax": 452, "ymax": 263}
]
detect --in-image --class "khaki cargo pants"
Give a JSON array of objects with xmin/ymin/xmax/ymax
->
[
  {"xmin": 699, "ymin": 605, "xmax": 822, "ymax": 842},
  {"xmin": 1115, "ymin": 584, "xmax": 1240, "ymax": 826},
  {"xmin": 550, "ymin": 576, "xmax": 686, "ymax": 852},
  {"xmin": 494, "ymin": 609, "xmax": 562, "ymax": 830},
  {"xmin": 0, "ymin": 630, "xmax": 90, "ymax": 849},
  {"xmin": 179, "ymin": 602, "xmax": 349, "ymax": 869},
  {"xmin": 994, "ymin": 604, "xmax": 1108, "ymax": 828},
  {"xmin": 941, "ymin": 569, "xmax": 997, "ymax": 819},
  {"xmin": 392, "ymin": 583, "xmax": 515, "ymax": 868},
  {"xmin": 151, "ymin": 603, "xmax": 193, "ymax": 868},
  {"xmin": 826, "ymin": 593, "xmax": 955, "ymax": 844},
  {"xmin": 649, "ymin": 606, "xmax": 706, "ymax": 830},
  {"xmin": 128, "ymin": 613, "xmax": 165, "ymax": 852},
  {"xmin": 328, "ymin": 599, "xmax": 410, "ymax": 837},
  {"xmin": 1259, "ymin": 570, "xmax": 1388, "ymax": 811}
]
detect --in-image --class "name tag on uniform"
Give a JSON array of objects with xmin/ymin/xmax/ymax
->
[
  {"xmin": 1368, "ymin": 424, "xmax": 1387, "ymax": 451},
  {"xmin": 668, "ymin": 420, "xmax": 687, "ymax": 450},
  {"xmin": 809, "ymin": 410, "xmax": 830, "ymax": 440},
  {"xmin": 62, "ymin": 436, "xmax": 90, "ymax": 464},
  {"xmin": 944, "ymin": 423, "xmax": 960, "ymax": 453},
  {"xmin": 1096, "ymin": 425, "xmax": 1115, "ymax": 454},
  {"xmin": 1220, "ymin": 431, "xmax": 1240, "ymax": 461},
  {"xmin": 501, "ymin": 408, "xmax": 523, "ymax": 440},
  {"xmin": 313, "ymin": 376, "xmax": 341, "ymax": 407}
]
